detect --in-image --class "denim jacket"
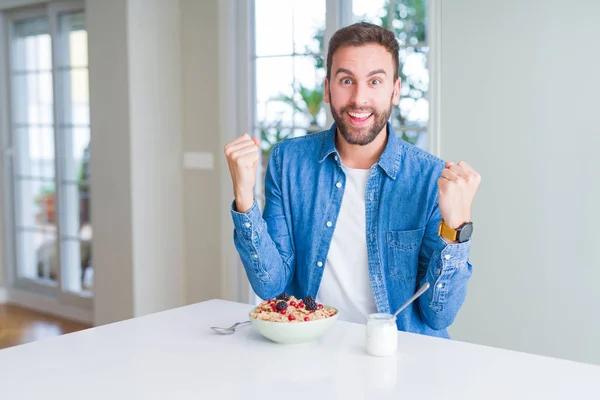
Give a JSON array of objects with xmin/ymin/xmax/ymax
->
[{"xmin": 231, "ymin": 123, "xmax": 473, "ymax": 338}]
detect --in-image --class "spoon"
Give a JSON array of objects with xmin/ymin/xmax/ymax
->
[
  {"xmin": 210, "ymin": 320, "xmax": 251, "ymax": 335},
  {"xmin": 392, "ymin": 282, "xmax": 431, "ymax": 319}
]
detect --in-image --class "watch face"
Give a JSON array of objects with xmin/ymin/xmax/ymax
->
[{"xmin": 458, "ymin": 223, "xmax": 473, "ymax": 242}]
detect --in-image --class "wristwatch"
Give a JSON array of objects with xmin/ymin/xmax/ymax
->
[{"xmin": 438, "ymin": 220, "xmax": 473, "ymax": 243}]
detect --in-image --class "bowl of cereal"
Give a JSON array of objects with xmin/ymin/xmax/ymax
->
[{"xmin": 249, "ymin": 294, "xmax": 338, "ymax": 344}]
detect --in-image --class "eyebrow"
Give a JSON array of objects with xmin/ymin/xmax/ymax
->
[{"xmin": 335, "ymin": 68, "xmax": 387, "ymax": 77}]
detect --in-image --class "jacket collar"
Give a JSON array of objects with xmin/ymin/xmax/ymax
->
[{"xmin": 318, "ymin": 122, "xmax": 401, "ymax": 180}]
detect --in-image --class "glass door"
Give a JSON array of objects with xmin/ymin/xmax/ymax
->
[{"xmin": 5, "ymin": 2, "xmax": 92, "ymax": 313}]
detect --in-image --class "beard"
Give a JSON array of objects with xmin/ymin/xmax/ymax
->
[{"xmin": 329, "ymin": 91, "xmax": 394, "ymax": 146}]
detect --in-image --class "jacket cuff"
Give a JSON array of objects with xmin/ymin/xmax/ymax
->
[
  {"xmin": 439, "ymin": 236, "xmax": 471, "ymax": 267},
  {"xmin": 230, "ymin": 200, "xmax": 261, "ymax": 237}
]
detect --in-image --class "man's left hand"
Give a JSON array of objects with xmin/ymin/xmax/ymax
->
[{"xmin": 438, "ymin": 161, "xmax": 481, "ymax": 229}]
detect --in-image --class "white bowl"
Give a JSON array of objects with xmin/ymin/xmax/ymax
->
[{"xmin": 249, "ymin": 307, "xmax": 339, "ymax": 344}]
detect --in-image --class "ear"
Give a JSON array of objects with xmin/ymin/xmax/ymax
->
[
  {"xmin": 392, "ymin": 77, "xmax": 401, "ymax": 105},
  {"xmin": 324, "ymin": 78, "xmax": 330, "ymax": 104}
]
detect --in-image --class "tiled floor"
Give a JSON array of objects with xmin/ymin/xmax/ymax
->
[{"xmin": 0, "ymin": 304, "xmax": 91, "ymax": 350}]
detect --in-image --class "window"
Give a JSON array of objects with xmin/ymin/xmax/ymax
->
[
  {"xmin": 353, "ymin": 0, "xmax": 430, "ymax": 149},
  {"xmin": 4, "ymin": 3, "xmax": 92, "ymax": 304},
  {"xmin": 247, "ymin": 0, "xmax": 432, "ymax": 303},
  {"xmin": 253, "ymin": 0, "xmax": 327, "ymax": 199},
  {"xmin": 252, "ymin": 0, "xmax": 430, "ymax": 183}
]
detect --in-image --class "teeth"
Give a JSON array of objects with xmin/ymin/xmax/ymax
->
[{"xmin": 348, "ymin": 111, "xmax": 372, "ymax": 119}]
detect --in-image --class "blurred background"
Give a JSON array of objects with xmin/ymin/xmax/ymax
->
[{"xmin": 0, "ymin": 0, "xmax": 599, "ymax": 366}]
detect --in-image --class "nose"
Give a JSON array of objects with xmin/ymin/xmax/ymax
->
[{"xmin": 350, "ymin": 81, "xmax": 368, "ymax": 107}]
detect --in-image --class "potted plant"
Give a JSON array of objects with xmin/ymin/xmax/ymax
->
[
  {"xmin": 272, "ymin": 83, "xmax": 324, "ymax": 134},
  {"xmin": 35, "ymin": 186, "xmax": 56, "ymax": 223}
]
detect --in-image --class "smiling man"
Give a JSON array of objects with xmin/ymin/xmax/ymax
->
[{"xmin": 224, "ymin": 22, "xmax": 481, "ymax": 338}]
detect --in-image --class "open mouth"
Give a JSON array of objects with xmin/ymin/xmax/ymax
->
[{"xmin": 346, "ymin": 110, "xmax": 373, "ymax": 126}]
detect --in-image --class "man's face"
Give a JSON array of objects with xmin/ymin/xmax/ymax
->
[{"xmin": 324, "ymin": 44, "xmax": 401, "ymax": 146}]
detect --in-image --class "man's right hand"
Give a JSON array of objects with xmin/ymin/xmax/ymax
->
[{"xmin": 224, "ymin": 133, "xmax": 261, "ymax": 213}]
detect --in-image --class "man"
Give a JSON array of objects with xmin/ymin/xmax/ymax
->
[{"xmin": 224, "ymin": 22, "xmax": 480, "ymax": 338}]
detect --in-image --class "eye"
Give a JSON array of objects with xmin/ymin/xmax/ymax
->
[
  {"xmin": 370, "ymin": 78, "xmax": 382, "ymax": 85},
  {"xmin": 341, "ymin": 78, "xmax": 353, "ymax": 85}
]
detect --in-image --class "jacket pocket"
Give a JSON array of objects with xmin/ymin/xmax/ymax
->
[{"xmin": 386, "ymin": 228, "xmax": 425, "ymax": 281}]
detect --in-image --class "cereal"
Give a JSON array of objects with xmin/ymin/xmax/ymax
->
[{"xmin": 250, "ymin": 294, "xmax": 337, "ymax": 323}]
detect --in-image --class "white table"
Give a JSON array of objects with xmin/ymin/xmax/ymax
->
[{"xmin": 1, "ymin": 299, "xmax": 599, "ymax": 399}]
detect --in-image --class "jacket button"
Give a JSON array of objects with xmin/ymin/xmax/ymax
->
[{"xmin": 317, "ymin": 261, "xmax": 323, "ymax": 267}]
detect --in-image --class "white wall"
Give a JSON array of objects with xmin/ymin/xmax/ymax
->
[
  {"xmin": 127, "ymin": 0, "xmax": 185, "ymax": 317},
  {"xmin": 86, "ymin": 0, "xmax": 134, "ymax": 324},
  {"xmin": 88, "ymin": 0, "xmax": 185, "ymax": 324},
  {"xmin": 180, "ymin": 0, "xmax": 224, "ymax": 305},
  {"xmin": 442, "ymin": 0, "xmax": 600, "ymax": 365}
]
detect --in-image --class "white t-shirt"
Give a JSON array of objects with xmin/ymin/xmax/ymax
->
[{"xmin": 316, "ymin": 164, "xmax": 378, "ymax": 324}]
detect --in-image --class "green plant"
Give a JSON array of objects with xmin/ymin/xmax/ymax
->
[
  {"xmin": 307, "ymin": 27, "xmax": 325, "ymax": 71},
  {"xmin": 299, "ymin": 84, "xmax": 324, "ymax": 125},
  {"xmin": 259, "ymin": 119, "xmax": 292, "ymax": 160},
  {"xmin": 334, "ymin": 0, "xmax": 428, "ymax": 144},
  {"xmin": 379, "ymin": 0, "xmax": 427, "ymax": 130},
  {"xmin": 77, "ymin": 144, "xmax": 90, "ymax": 193},
  {"xmin": 77, "ymin": 164, "xmax": 87, "ymax": 192},
  {"xmin": 272, "ymin": 83, "xmax": 324, "ymax": 126},
  {"xmin": 400, "ymin": 131, "xmax": 419, "ymax": 145},
  {"xmin": 34, "ymin": 186, "xmax": 55, "ymax": 205}
]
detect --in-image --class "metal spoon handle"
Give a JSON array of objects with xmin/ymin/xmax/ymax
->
[
  {"xmin": 234, "ymin": 320, "xmax": 251, "ymax": 328},
  {"xmin": 392, "ymin": 282, "xmax": 430, "ymax": 318}
]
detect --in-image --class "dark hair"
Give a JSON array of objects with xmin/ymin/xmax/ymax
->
[{"xmin": 326, "ymin": 22, "xmax": 399, "ymax": 82}]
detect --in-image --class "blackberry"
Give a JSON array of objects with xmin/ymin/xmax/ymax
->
[
  {"xmin": 303, "ymin": 296, "xmax": 317, "ymax": 311},
  {"xmin": 277, "ymin": 293, "xmax": 290, "ymax": 301},
  {"xmin": 276, "ymin": 301, "xmax": 288, "ymax": 312}
]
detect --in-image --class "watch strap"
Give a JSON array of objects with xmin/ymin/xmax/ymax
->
[{"xmin": 438, "ymin": 220, "xmax": 459, "ymax": 242}]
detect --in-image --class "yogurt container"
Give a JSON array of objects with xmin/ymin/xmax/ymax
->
[{"xmin": 366, "ymin": 313, "xmax": 398, "ymax": 357}]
